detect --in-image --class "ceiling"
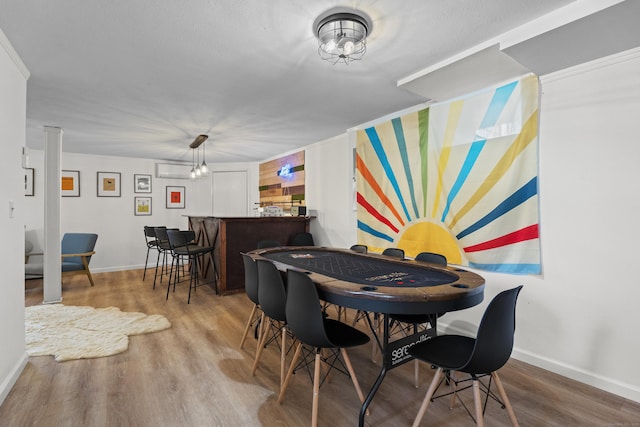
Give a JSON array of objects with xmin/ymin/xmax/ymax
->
[{"xmin": 1, "ymin": 0, "xmax": 630, "ymax": 164}]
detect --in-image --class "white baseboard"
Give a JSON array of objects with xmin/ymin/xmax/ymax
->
[
  {"xmin": 512, "ymin": 348, "xmax": 640, "ymax": 403},
  {"xmin": 441, "ymin": 321, "xmax": 640, "ymax": 403},
  {"xmin": 0, "ymin": 352, "xmax": 28, "ymax": 406}
]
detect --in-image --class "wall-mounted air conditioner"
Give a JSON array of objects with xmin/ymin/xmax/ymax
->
[{"xmin": 155, "ymin": 163, "xmax": 192, "ymax": 179}]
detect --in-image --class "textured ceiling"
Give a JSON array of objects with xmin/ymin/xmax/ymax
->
[{"xmin": 0, "ymin": 0, "xmax": 577, "ymax": 164}]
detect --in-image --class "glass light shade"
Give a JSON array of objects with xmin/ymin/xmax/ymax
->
[
  {"xmin": 200, "ymin": 160, "xmax": 209, "ymax": 175},
  {"xmin": 316, "ymin": 12, "xmax": 368, "ymax": 64}
]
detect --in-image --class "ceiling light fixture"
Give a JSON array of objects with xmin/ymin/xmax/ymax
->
[
  {"xmin": 315, "ymin": 11, "xmax": 370, "ymax": 65},
  {"xmin": 189, "ymin": 134, "xmax": 209, "ymax": 180}
]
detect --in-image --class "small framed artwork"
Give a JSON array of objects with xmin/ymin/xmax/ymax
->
[
  {"xmin": 97, "ymin": 171, "xmax": 121, "ymax": 197},
  {"xmin": 135, "ymin": 196, "xmax": 152, "ymax": 216},
  {"xmin": 61, "ymin": 170, "xmax": 80, "ymax": 197},
  {"xmin": 166, "ymin": 186, "xmax": 185, "ymax": 209},
  {"xmin": 134, "ymin": 174, "xmax": 152, "ymax": 193},
  {"xmin": 24, "ymin": 168, "xmax": 34, "ymax": 196}
]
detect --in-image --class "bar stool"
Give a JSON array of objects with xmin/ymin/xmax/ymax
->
[{"xmin": 166, "ymin": 229, "xmax": 214, "ymax": 303}]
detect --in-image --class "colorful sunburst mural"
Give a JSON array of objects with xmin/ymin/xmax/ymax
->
[{"xmin": 356, "ymin": 75, "xmax": 540, "ymax": 274}]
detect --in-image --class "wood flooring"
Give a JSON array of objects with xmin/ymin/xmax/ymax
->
[{"xmin": 2, "ymin": 269, "xmax": 639, "ymax": 426}]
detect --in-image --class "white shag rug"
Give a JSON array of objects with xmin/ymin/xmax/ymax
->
[{"xmin": 25, "ymin": 304, "xmax": 171, "ymax": 362}]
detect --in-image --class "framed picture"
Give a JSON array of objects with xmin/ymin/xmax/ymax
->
[
  {"xmin": 166, "ymin": 186, "xmax": 185, "ymax": 209},
  {"xmin": 24, "ymin": 168, "xmax": 34, "ymax": 196},
  {"xmin": 61, "ymin": 170, "xmax": 80, "ymax": 197},
  {"xmin": 134, "ymin": 174, "xmax": 152, "ymax": 193},
  {"xmin": 97, "ymin": 171, "xmax": 121, "ymax": 197},
  {"xmin": 134, "ymin": 196, "xmax": 152, "ymax": 216}
]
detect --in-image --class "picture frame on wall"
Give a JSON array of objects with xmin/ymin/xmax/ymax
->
[
  {"xmin": 134, "ymin": 196, "xmax": 152, "ymax": 216},
  {"xmin": 166, "ymin": 186, "xmax": 185, "ymax": 209},
  {"xmin": 134, "ymin": 174, "xmax": 152, "ymax": 193},
  {"xmin": 25, "ymin": 168, "xmax": 34, "ymax": 196},
  {"xmin": 61, "ymin": 170, "xmax": 80, "ymax": 197},
  {"xmin": 97, "ymin": 171, "xmax": 121, "ymax": 197}
]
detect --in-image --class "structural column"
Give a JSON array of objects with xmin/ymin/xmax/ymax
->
[{"xmin": 43, "ymin": 126, "xmax": 63, "ymax": 304}]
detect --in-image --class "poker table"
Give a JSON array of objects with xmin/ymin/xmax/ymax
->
[{"xmin": 249, "ymin": 246, "xmax": 485, "ymax": 426}]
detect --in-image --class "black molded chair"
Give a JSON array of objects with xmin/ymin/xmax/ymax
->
[
  {"xmin": 278, "ymin": 269, "xmax": 370, "ymax": 427},
  {"xmin": 349, "ymin": 244, "xmax": 368, "ymax": 254},
  {"xmin": 415, "ymin": 251, "xmax": 447, "ymax": 265},
  {"xmin": 251, "ymin": 259, "xmax": 291, "ymax": 391},
  {"xmin": 408, "ymin": 286, "xmax": 523, "ymax": 427},
  {"xmin": 382, "ymin": 247, "xmax": 405, "ymax": 259},
  {"xmin": 257, "ymin": 239, "xmax": 281, "ymax": 249},
  {"xmin": 166, "ymin": 229, "xmax": 214, "ymax": 303},
  {"xmin": 239, "ymin": 254, "xmax": 262, "ymax": 351},
  {"xmin": 288, "ymin": 232, "xmax": 315, "ymax": 246},
  {"xmin": 143, "ymin": 226, "xmax": 161, "ymax": 281}
]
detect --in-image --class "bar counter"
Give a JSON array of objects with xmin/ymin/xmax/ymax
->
[{"xmin": 188, "ymin": 216, "xmax": 312, "ymax": 294}]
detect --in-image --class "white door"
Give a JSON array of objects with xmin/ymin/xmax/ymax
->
[{"xmin": 212, "ymin": 171, "xmax": 248, "ymax": 216}]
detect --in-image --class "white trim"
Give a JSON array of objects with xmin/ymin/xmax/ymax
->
[
  {"xmin": 541, "ymin": 46, "xmax": 640, "ymax": 83},
  {"xmin": 0, "ymin": 353, "xmax": 28, "ymax": 406},
  {"xmin": 0, "ymin": 26, "xmax": 29, "ymax": 79},
  {"xmin": 512, "ymin": 348, "xmax": 640, "ymax": 403}
]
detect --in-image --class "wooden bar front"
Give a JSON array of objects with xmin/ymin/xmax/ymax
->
[{"xmin": 188, "ymin": 216, "xmax": 312, "ymax": 295}]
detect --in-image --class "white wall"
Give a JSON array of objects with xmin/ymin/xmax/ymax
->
[
  {"xmin": 301, "ymin": 50, "xmax": 640, "ymax": 402},
  {"xmin": 24, "ymin": 151, "xmax": 256, "ymax": 272},
  {"xmin": 0, "ymin": 29, "xmax": 29, "ymax": 404}
]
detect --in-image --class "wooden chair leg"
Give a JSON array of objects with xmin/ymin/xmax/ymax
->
[
  {"xmin": 278, "ymin": 342, "xmax": 302, "ymax": 404},
  {"xmin": 412, "ymin": 367, "xmax": 443, "ymax": 427},
  {"xmin": 414, "ymin": 359, "xmax": 420, "ymax": 388},
  {"xmin": 251, "ymin": 315, "xmax": 269, "ymax": 376},
  {"xmin": 473, "ymin": 379, "xmax": 484, "ymax": 427},
  {"xmin": 280, "ymin": 325, "xmax": 287, "ymax": 389},
  {"xmin": 312, "ymin": 352, "xmax": 322, "ymax": 427},
  {"xmin": 239, "ymin": 304, "xmax": 257, "ymax": 349},
  {"xmin": 492, "ymin": 372, "xmax": 519, "ymax": 427},
  {"xmin": 449, "ymin": 370, "xmax": 458, "ymax": 409},
  {"xmin": 85, "ymin": 269, "xmax": 96, "ymax": 287},
  {"xmin": 340, "ymin": 348, "xmax": 366, "ymax": 404}
]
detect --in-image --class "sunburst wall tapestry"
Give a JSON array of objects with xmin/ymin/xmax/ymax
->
[{"xmin": 356, "ymin": 75, "xmax": 540, "ymax": 274}]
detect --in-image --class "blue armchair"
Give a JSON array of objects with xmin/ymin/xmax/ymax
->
[{"xmin": 25, "ymin": 233, "xmax": 98, "ymax": 286}]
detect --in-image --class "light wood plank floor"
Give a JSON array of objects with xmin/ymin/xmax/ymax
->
[{"xmin": 2, "ymin": 269, "xmax": 640, "ymax": 426}]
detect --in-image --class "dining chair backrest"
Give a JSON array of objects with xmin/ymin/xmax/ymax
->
[
  {"xmin": 286, "ymin": 269, "xmax": 333, "ymax": 348},
  {"xmin": 257, "ymin": 239, "xmax": 280, "ymax": 249},
  {"xmin": 415, "ymin": 252, "xmax": 447, "ymax": 266},
  {"xmin": 241, "ymin": 254, "xmax": 259, "ymax": 306},
  {"xmin": 289, "ymin": 232, "xmax": 315, "ymax": 246},
  {"xmin": 460, "ymin": 285, "xmax": 523, "ymax": 375},
  {"xmin": 382, "ymin": 247, "xmax": 404, "ymax": 259},
  {"xmin": 256, "ymin": 259, "xmax": 287, "ymax": 322},
  {"xmin": 350, "ymin": 244, "xmax": 368, "ymax": 254}
]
